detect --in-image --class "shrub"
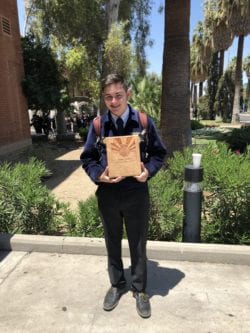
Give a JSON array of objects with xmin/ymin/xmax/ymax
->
[
  {"xmin": 62, "ymin": 196, "xmax": 103, "ymax": 237},
  {"xmin": 59, "ymin": 206, "xmax": 78, "ymax": 236},
  {"xmin": 148, "ymin": 146, "xmax": 195, "ymax": 241},
  {"xmin": 63, "ymin": 142, "xmax": 249, "ymax": 244},
  {"xmin": 76, "ymin": 198, "xmax": 103, "ymax": 237},
  {"xmin": 149, "ymin": 171, "xmax": 183, "ymax": 241},
  {"xmin": 78, "ymin": 127, "xmax": 88, "ymax": 141},
  {"xmin": 217, "ymin": 126, "xmax": 250, "ymax": 153},
  {"xmin": 0, "ymin": 158, "xmax": 58, "ymax": 234},
  {"xmin": 191, "ymin": 119, "xmax": 204, "ymax": 130},
  {"xmin": 201, "ymin": 143, "xmax": 250, "ymax": 244},
  {"xmin": 149, "ymin": 142, "xmax": 250, "ymax": 244}
]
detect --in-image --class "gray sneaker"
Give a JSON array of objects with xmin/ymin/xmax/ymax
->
[
  {"xmin": 133, "ymin": 292, "xmax": 151, "ymax": 318},
  {"xmin": 103, "ymin": 286, "xmax": 126, "ymax": 311}
]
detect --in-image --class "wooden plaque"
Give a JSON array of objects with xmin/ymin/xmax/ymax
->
[{"xmin": 104, "ymin": 135, "xmax": 141, "ymax": 178}]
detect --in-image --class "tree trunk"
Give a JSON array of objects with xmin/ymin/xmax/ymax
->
[
  {"xmin": 231, "ymin": 35, "xmax": 244, "ymax": 123},
  {"xmin": 194, "ymin": 84, "xmax": 198, "ymax": 118},
  {"xmin": 190, "ymin": 82, "xmax": 194, "ymax": 106},
  {"xmin": 160, "ymin": 0, "xmax": 191, "ymax": 156},
  {"xmin": 207, "ymin": 52, "xmax": 220, "ymax": 120},
  {"xmin": 190, "ymin": 82, "xmax": 194, "ymax": 118},
  {"xmin": 199, "ymin": 81, "xmax": 203, "ymax": 98},
  {"xmin": 247, "ymin": 78, "xmax": 250, "ymax": 113},
  {"xmin": 56, "ymin": 110, "xmax": 66, "ymax": 135},
  {"xmin": 106, "ymin": 0, "xmax": 121, "ymax": 30},
  {"xmin": 219, "ymin": 49, "xmax": 224, "ymax": 78},
  {"xmin": 100, "ymin": 0, "xmax": 121, "ymax": 115}
]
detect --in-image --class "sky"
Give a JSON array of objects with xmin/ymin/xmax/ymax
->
[
  {"xmin": 17, "ymin": 0, "xmax": 250, "ymax": 80},
  {"xmin": 146, "ymin": 0, "xmax": 250, "ymax": 78}
]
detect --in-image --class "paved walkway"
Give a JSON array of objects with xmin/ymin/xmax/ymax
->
[
  {"xmin": 0, "ymin": 237, "xmax": 250, "ymax": 333},
  {"xmin": 44, "ymin": 145, "xmax": 97, "ymax": 209}
]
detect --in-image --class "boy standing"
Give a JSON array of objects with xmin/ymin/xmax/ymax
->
[{"xmin": 80, "ymin": 73, "xmax": 166, "ymax": 318}]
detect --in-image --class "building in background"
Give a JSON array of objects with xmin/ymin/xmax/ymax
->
[{"xmin": 0, "ymin": 0, "xmax": 31, "ymax": 157}]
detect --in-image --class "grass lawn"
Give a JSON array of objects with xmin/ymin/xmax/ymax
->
[
  {"xmin": 199, "ymin": 119, "xmax": 229, "ymax": 127},
  {"xmin": 191, "ymin": 120, "xmax": 236, "ymax": 145},
  {"xmin": 192, "ymin": 137, "xmax": 216, "ymax": 145}
]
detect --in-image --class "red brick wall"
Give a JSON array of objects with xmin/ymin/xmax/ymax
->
[{"xmin": 0, "ymin": 0, "xmax": 31, "ymax": 154}]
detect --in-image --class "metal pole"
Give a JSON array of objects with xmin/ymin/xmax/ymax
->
[{"xmin": 182, "ymin": 165, "xmax": 203, "ymax": 242}]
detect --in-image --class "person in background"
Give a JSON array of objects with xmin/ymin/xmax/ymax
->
[
  {"xmin": 80, "ymin": 73, "xmax": 167, "ymax": 318},
  {"xmin": 30, "ymin": 114, "xmax": 42, "ymax": 134}
]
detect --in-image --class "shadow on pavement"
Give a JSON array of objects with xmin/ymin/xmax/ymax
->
[
  {"xmin": 124, "ymin": 259, "xmax": 185, "ymax": 298},
  {"xmin": 0, "ymin": 251, "xmax": 10, "ymax": 262},
  {"xmin": 44, "ymin": 159, "xmax": 82, "ymax": 190},
  {"xmin": 0, "ymin": 233, "xmax": 12, "ymax": 262},
  {"xmin": 40, "ymin": 142, "xmax": 83, "ymax": 191},
  {"xmin": 147, "ymin": 260, "xmax": 185, "ymax": 297}
]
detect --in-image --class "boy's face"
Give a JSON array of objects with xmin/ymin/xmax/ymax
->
[{"xmin": 103, "ymin": 83, "xmax": 131, "ymax": 117}]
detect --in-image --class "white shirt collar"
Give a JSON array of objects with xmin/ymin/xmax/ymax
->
[{"xmin": 111, "ymin": 106, "xmax": 129, "ymax": 126}]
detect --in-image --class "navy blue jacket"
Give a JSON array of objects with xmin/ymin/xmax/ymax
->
[{"xmin": 80, "ymin": 105, "xmax": 167, "ymax": 188}]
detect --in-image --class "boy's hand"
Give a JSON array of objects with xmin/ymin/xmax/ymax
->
[
  {"xmin": 134, "ymin": 163, "xmax": 149, "ymax": 182},
  {"xmin": 98, "ymin": 167, "xmax": 125, "ymax": 183}
]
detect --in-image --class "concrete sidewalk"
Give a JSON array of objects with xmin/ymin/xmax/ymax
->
[{"xmin": 0, "ymin": 236, "xmax": 250, "ymax": 333}]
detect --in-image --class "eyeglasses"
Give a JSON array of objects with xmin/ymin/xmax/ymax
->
[{"xmin": 103, "ymin": 94, "xmax": 125, "ymax": 102}]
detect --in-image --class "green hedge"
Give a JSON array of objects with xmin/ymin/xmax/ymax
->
[
  {"xmin": 191, "ymin": 119, "xmax": 204, "ymax": 130},
  {"xmin": 68, "ymin": 142, "xmax": 249, "ymax": 244},
  {"xmin": 217, "ymin": 126, "xmax": 250, "ymax": 153},
  {"xmin": 149, "ymin": 143, "xmax": 250, "ymax": 244},
  {"xmin": 2, "ymin": 143, "xmax": 249, "ymax": 245},
  {"xmin": 0, "ymin": 158, "xmax": 58, "ymax": 234},
  {"xmin": 61, "ymin": 197, "xmax": 103, "ymax": 237}
]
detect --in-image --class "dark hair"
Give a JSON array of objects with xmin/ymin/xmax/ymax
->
[{"xmin": 101, "ymin": 73, "xmax": 128, "ymax": 92}]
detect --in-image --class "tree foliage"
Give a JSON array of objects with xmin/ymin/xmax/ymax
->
[
  {"xmin": 129, "ymin": 74, "xmax": 162, "ymax": 124},
  {"xmin": 203, "ymin": 0, "xmax": 234, "ymax": 53},
  {"xmin": 26, "ymin": 0, "xmax": 105, "ymax": 57},
  {"xmin": 243, "ymin": 55, "xmax": 250, "ymax": 112},
  {"xmin": 206, "ymin": 52, "xmax": 220, "ymax": 119},
  {"xmin": 190, "ymin": 21, "xmax": 210, "ymax": 84},
  {"xmin": 104, "ymin": 22, "xmax": 132, "ymax": 80},
  {"xmin": 24, "ymin": 0, "xmax": 152, "ymax": 89},
  {"xmin": 64, "ymin": 44, "xmax": 99, "ymax": 102},
  {"xmin": 131, "ymin": 0, "xmax": 153, "ymax": 77},
  {"xmin": 214, "ymin": 69, "xmax": 235, "ymax": 121},
  {"xmin": 214, "ymin": 0, "xmax": 250, "ymax": 122},
  {"xmin": 21, "ymin": 34, "xmax": 64, "ymax": 113}
]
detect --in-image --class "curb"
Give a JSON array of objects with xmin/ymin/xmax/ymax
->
[{"xmin": 0, "ymin": 234, "xmax": 249, "ymax": 265}]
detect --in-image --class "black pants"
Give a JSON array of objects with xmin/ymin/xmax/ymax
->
[{"xmin": 96, "ymin": 184, "xmax": 149, "ymax": 292}]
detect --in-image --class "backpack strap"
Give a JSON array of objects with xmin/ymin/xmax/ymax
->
[
  {"xmin": 93, "ymin": 116, "xmax": 101, "ymax": 138},
  {"xmin": 138, "ymin": 112, "xmax": 148, "ymax": 131},
  {"xmin": 138, "ymin": 112, "xmax": 149, "ymax": 152}
]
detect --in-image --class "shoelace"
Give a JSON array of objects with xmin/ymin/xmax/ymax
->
[{"xmin": 137, "ymin": 292, "xmax": 149, "ymax": 302}]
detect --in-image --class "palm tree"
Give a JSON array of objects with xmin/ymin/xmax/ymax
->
[
  {"xmin": 243, "ymin": 55, "xmax": 250, "ymax": 113},
  {"xmin": 190, "ymin": 44, "xmax": 209, "ymax": 118},
  {"xmin": 203, "ymin": 0, "xmax": 234, "ymax": 78},
  {"xmin": 160, "ymin": 0, "xmax": 191, "ymax": 156},
  {"xmin": 221, "ymin": 0, "xmax": 250, "ymax": 123},
  {"xmin": 190, "ymin": 22, "xmax": 210, "ymax": 117}
]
